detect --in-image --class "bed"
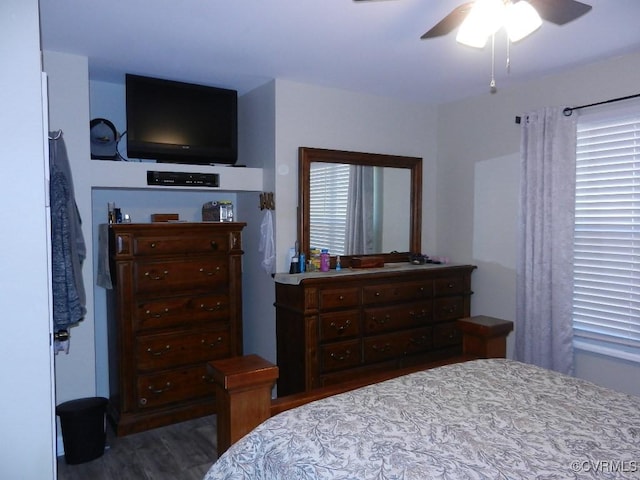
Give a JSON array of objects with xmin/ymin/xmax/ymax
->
[{"xmin": 204, "ymin": 359, "xmax": 640, "ymax": 479}]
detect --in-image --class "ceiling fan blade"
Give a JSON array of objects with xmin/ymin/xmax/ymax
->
[
  {"xmin": 527, "ymin": 0, "xmax": 592, "ymax": 25},
  {"xmin": 420, "ymin": 2, "xmax": 473, "ymax": 39}
]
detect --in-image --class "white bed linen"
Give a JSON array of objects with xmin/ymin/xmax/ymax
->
[{"xmin": 204, "ymin": 359, "xmax": 640, "ymax": 479}]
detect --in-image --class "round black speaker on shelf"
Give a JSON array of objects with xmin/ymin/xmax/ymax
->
[{"xmin": 90, "ymin": 118, "xmax": 119, "ymax": 160}]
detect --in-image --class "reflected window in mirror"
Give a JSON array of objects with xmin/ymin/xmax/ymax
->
[{"xmin": 310, "ymin": 164, "xmax": 411, "ymax": 256}]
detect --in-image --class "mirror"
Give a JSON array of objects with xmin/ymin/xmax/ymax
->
[{"xmin": 298, "ymin": 147, "xmax": 422, "ymax": 266}]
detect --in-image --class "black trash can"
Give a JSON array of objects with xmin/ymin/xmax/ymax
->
[{"xmin": 56, "ymin": 397, "xmax": 108, "ymax": 465}]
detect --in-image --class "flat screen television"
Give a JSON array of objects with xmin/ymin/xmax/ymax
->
[{"xmin": 125, "ymin": 74, "xmax": 238, "ymax": 165}]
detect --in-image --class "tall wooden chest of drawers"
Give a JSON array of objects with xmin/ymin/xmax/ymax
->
[
  {"xmin": 106, "ymin": 222, "xmax": 245, "ymax": 435},
  {"xmin": 275, "ymin": 264, "xmax": 475, "ymax": 396}
]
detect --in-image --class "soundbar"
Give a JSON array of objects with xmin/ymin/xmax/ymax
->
[{"xmin": 147, "ymin": 170, "xmax": 220, "ymax": 187}]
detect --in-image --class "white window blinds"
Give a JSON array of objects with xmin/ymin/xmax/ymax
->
[
  {"xmin": 309, "ymin": 162, "xmax": 350, "ymax": 255},
  {"xmin": 573, "ymin": 103, "xmax": 640, "ymax": 362}
]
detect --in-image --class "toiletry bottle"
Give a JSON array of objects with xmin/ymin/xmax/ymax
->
[
  {"xmin": 289, "ymin": 256, "xmax": 300, "ymax": 274},
  {"xmin": 299, "ymin": 252, "xmax": 306, "ymax": 273},
  {"xmin": 108, "ymin": 202, "xmax": 115, "ymax": 224},
  {"xmin": 320, "ymin": 249, "xmax": 330, "ymax": 272},
  {"xmin": 336, "ymin": 255, "xmax": 341, "ymax": 271},
  {"xmin": 310, "ymin": 248, "xmax": 321, "ymax": 271}
]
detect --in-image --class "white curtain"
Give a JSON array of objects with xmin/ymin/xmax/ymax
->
[{"xmin": 516, "ymin": 107, "xmax": 577, "ymax": 375}]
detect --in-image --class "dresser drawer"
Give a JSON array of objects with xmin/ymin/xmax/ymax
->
[
  {"xmin": 362, "ymin": 280, "xmax": 433, "ymax": 305},
  {"xmin": 433, "ymin": 321, "xmax": 462, "ymax": 348},
  {"xmin": 319, "ymin": 310, "xmax": 360, "ymax": 342},
  {"xmin": 363, "ymin": 327, "xmax": 433, "ymax": 363},
  {"xmin": 134, "ymin": 293, "xmax": 230, "ymax": 331},
  {"xmin": 320, "ymin": 339, "xmax": 361, "ymax": 372},
  {"xmin": 134, "ymin": 258, "xmax": 228, "ymax": 295},
  {"xmin": 433, "ymin": 296, "xmax": 465, "ymax": 321},
  {"xmin": 363, "ymin": 301, "xmax": 432, "ymax": 334},
  {"xmin": 136, "ymin": 364, "xmax": 215, "ymax": 410},
  {"xmin": 132, "ymin": 232, "xmax": 231, "ymax": 256},
  {"xmin": 136, "ymin": 328, "xmax": 231, "ymax": 371},
  {"xmin": 434, "ymin": 275, "xmax": 466, "ymax": 296},
  {"xmin": 318, "ymin": 287, "xmax": 360, "ymax": 310}
]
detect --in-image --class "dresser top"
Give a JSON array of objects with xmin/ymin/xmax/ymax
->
[{"xmin": 274, "ymin": 263, "xmax": 475, "ymax": 285}]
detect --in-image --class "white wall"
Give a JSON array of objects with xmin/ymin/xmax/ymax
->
[
  {"xmin": 436, "ymin": 51, "xmax": 640, "ymax": 396},
  {"xmin": 44, "ymin": 51, "xmax": 97, "ymax": 410},
  {"xmin": 0, "ymin": 0, "xmax": 57, "ymax": 478},
  {"xmin": 241, "ymin": 79, "xmax": 440, "ymax": 369},
  {"xmin": 273, "ymin": 79, "xmax": 439, "ymax": 270},
  {"xmin": 236, "ymin": 81, "xmax": 277, "ymax": 362},
  {"xmin": 43, "ymin": 53, "xmax": 265, "ymax": 447}
]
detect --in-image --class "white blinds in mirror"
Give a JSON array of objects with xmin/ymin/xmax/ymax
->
[{"xmin": 309, "ymin": 162, "xmax": 350, "ymax": 255}]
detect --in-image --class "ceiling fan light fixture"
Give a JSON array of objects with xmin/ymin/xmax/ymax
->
[
  {"xmin": 456, "ymin": 0, "xmax": 504, "ymax": 48},
  {"xmin": 505, "ymin": 1, "xmax": 542, "ymax": 42}
]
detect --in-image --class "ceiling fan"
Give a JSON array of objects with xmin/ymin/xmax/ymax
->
[
  {"xmin": 354, "ymin": 0, "xmax": 592, "ymax": 41},
  {"xmin": 355, "ymin": 0, "xmax": 592, "ymax": 93}
]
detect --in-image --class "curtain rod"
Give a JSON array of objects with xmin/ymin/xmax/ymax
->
[{"xmin": 514, "ymin": 92, "xmax": 640, "ymax": 124}]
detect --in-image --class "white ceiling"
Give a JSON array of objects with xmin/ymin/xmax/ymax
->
[{"xmin": 38, "ymin": 0, "xmax": 640, "ymax": 105}]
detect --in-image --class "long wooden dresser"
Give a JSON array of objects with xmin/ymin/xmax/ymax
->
[
  {"xmin": 274, "ymin": 264, "xmax": 476, "ymax": 396},
  {"xmin": 105, "ymin": 222, "xmax": 245, "ymax": 435}
]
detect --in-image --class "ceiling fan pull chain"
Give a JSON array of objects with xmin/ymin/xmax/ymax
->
[{"xmin": 490, "ymin": 33, "xmax": 497, "ymax": 94}]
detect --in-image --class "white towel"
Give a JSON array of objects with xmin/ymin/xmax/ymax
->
[{"xmin": 259, "ymin": 210, "xmax": 275, "ymax": 274}]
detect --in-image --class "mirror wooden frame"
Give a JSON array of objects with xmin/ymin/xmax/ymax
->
[{"xmin": 298, "ymin": 147, "xmax": 422, "ymax": 266}]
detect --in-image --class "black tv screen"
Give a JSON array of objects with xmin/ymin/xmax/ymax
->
[{"xmin": 125, "ymin": 74, "xmax": 237, "ymax": 165}]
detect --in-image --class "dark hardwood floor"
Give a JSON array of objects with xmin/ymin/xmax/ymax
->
[{"xmin": 57, "ymin": 415, "xmax": 218, "ymax": 480}]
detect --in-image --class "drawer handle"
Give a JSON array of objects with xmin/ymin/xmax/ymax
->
[
  {"xmin": 202, "ymin": 336, "xmax": 224, "ymax": 348},
  {"xmin": 199, "ymin": 266, "xmax": 221, "ymax": 276},
  {"xmin": 374, "ymin": 292, "xmax": 381, "ymax": 297},
  {"xmin": 150, "ymin": 242, "xmax": 157, "ymax": 248},
  {"xmin": 372, "ymin": 343, "xmax": 392, "ymax": 353},
  {"xmin": 443, "ymin": 305, "xmax": 459, "ymax": 314},
  {"xmin": 146, "ymin": 308, "xmax": 169, "ymax": 318},
  {"xmin": 447, "ymin": 282, "xmax": 456, "ymax": 289},
  {"xmin": 200, "ymin": 302, "xmax": 223, "ymax": 312},
  {"xmin": 147, "ymin": 345, "xmax": 171, "ymax": 356},
  {"xmin": 338, "ymin": 295, "xmax": 344, "ymax": 301},
  {"xmin": 145, "ymin": 270, "xmax": 169, "ymax": 280},
  {"xmin": 202, "ymin": 375, "xmax": 215, "ymax": 384},
  {"xmin": 148, "ymin": 382, "xmax": 172, "ymax": 394},
  {"xmin": 409, "ymin": 335, "xmax": 429, "ymax": 346},
  {"xmin": 409, "ymin": 310, "xmax": 428, "ymax": 319},
  {"xmin": 210, "ymin": 240, "xmax": 218, "ymax": 250},
  {"xmin": 330, "ymin": 350, "xmax": 351, "ymax": 362},
  {"xmin": 330, "ymin": 319, "xmax": 351, "ymax": 333},
  {"xmin": 372, "ymin": 315, "xmax": 390, "ymax": 325}
]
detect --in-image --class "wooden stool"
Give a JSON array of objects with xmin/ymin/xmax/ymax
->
[
  {"xmin": 208, "ymin": 354, "xmax": 278, "ymax": 455},
  {"xmin": 458, "ymin": 315, "xmax": 514, "ymax": 359}
]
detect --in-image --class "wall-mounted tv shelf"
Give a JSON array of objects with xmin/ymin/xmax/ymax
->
[{"xmin": 88, "ymin": 160, "xmax": 262, "ymax": 192}]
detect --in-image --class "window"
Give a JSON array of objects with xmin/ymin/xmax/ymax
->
[{"xmin": 573, "ymin": 103, "xmax": 640, "ymax": 363}]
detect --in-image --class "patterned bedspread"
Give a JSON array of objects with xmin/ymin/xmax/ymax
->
[{"xmin": 204, "ymin": 359, "xmax": 640, "ymax": 479}]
